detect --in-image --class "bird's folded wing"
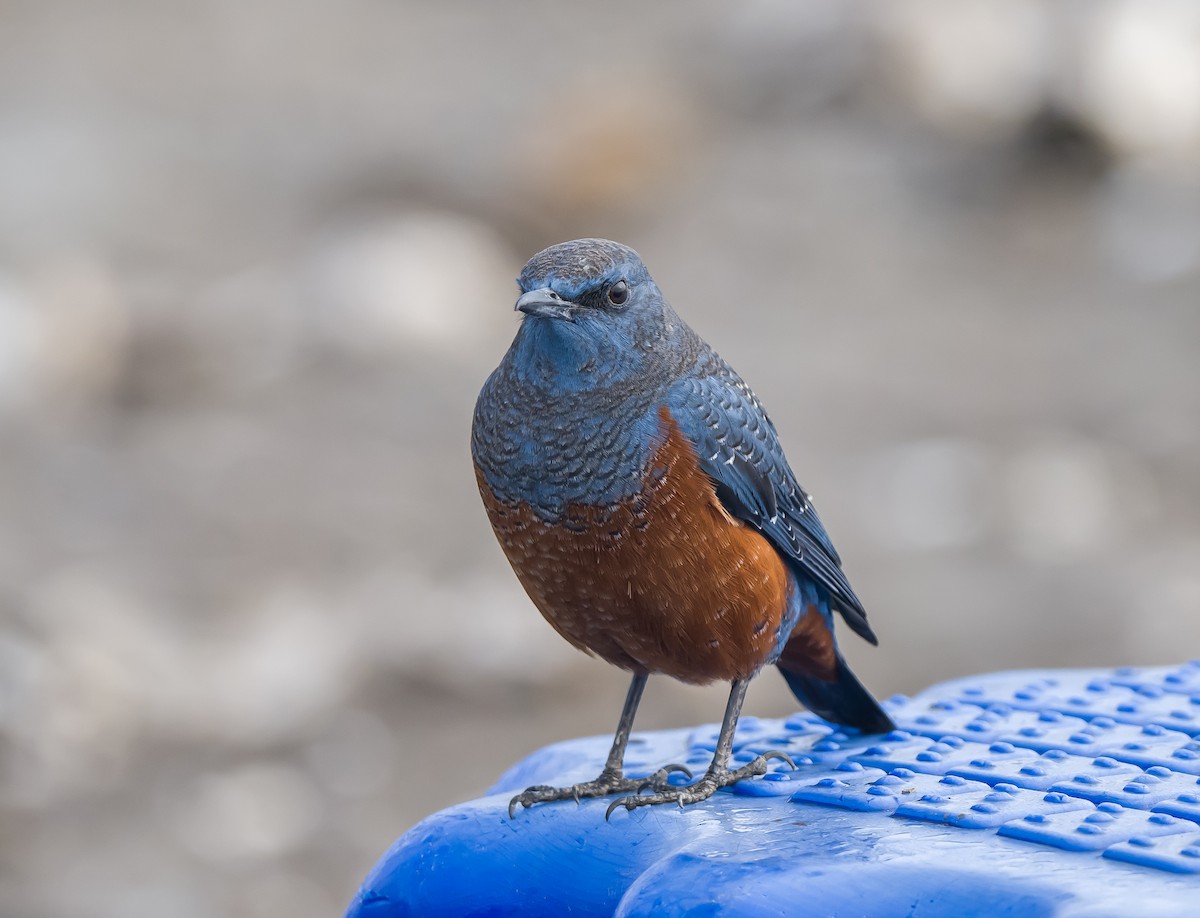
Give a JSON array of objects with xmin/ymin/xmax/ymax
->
[{"xmin": 666, "ymin": 362, "xmax": 878, "ymax": 646}]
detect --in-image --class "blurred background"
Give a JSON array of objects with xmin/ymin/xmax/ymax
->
[{"xmin": 1, "ymin": 0, "xmax": 1199, "ymax": 914}]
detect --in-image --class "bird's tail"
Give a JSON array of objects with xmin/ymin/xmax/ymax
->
[{"xmin": 777, "ymin": 652, "xmax": 896, "ymax": 735}]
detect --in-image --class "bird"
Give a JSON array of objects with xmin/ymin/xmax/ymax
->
[{"xmin": 471, "ymin": 238, "xmax": 895, "ymax": 817}]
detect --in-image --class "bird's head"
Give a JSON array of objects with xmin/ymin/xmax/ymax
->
[
  {"xmin": 508, "ymin": 238, "xmax": 681, "ymax": 390},
  {"xmin": 515, "ymin": 238, "xmax": 653, "ymax": 322}
]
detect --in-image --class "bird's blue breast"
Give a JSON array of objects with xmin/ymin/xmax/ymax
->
[
  {"xmin": 473, "ymin": 381, "xmax": 665, "ymax": 518},
  {"xmin": 472, "ymin": 317, "xmax": 697, "ymax": 519}
]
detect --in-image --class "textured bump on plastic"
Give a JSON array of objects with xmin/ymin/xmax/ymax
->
[{"xmin": 1105, "ymin": 829, "xmax": 1200, "ymax": 873}]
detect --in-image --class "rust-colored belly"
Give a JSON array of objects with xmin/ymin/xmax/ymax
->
[{"xmin": 476, "ymin": 410, "xmax": 792, "ymax": 683}]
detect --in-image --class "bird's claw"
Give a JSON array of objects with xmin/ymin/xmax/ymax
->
[
  {"xmin": 605, "ymin": 750, "xmax": 795, "ymax": 818},
  {"xmin": 508, "ymin": 785, "xmax": 559, "ymax": 819},
  {"xmin": 636, "ymin": 762, "xmax": 692, "ymax": 794},
  {"xmin": 605, "ymin": 776, "xmax": 721, "ymax": 819},
  {"xmin": 757, "ymin": 749, "xmax": 796, "ymax": 770},
  {"xmin": 508, "ymin": 767, "xmax": 688, "ymax": 818}
]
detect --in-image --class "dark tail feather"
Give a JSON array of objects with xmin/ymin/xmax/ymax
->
[{"xmin": 778, "ymin": 653, "xmax": 896, "ymax": 735}]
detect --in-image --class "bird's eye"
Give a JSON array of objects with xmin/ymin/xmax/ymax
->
[{"xmin": 607, "ymin": 280, "xmax": 629, "ymax": 306}]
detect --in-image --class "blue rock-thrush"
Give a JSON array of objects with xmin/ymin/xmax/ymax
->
[{"xmin": 472, "ymin": 239, "xmax": 894, "ymax": 816}]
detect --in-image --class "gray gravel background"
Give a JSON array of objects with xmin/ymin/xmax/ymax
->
[{"xmin": 2, "ymin": 2, "xmax": 1199, "ymax": 915}]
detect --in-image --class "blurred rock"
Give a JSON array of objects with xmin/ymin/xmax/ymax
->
[
  {"xmin": 0, "ymin": 255, "xmax": 128, "ymax": 419},
  {"xmin": 872, "ymin": 0, "xmax": 1052, "ymax": 139},
  {"xmin": 305, "ymin": 210, "xmax": 517, "ymax": 359},
  {"xmin": 710, "ymin": 0, "xmax": 867, "ymax": 115},
  {"xmin": 8, "ymin": 568, "xmax": 153, "ymax": 807},
  {"xmin": 167, "ymin": 762, "xmax": 323, "ymax": 861},
  {"xmin": 507, "ymin": 73, "xmax": 698, "ymax": 222},
  {"xmin": 186, "ymin": 584, "xmax": 359, "ymax": 746},
  {"xmin": 25, "ymin": 254, "xmax": 130, "ymax": 413},
  {"xmin": 20, "ymin": 829, "xmax": 215, "ymax": 918},
  {"xmin": 1078, "ymin": 0, "xmax": 1200, "ymax": 166},
  {"xmin": 14, "ymin": 569, "xmax": 360, "ymax": 762}
]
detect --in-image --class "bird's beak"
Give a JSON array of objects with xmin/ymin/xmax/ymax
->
[{"xmin": 515, "ymin": 287, "xmax": 576, "ymax": 321}]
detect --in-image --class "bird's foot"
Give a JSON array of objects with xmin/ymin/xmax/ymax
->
[
  {"xmin": 508, "ymin": 763, "xmax": 692, "ymax": 818},
  {"xmin": 605, "ymin": 750, "xmax": 794, "ymax": 819}
]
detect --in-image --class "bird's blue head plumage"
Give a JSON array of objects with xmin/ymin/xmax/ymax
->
[{"xmin": 506, "ymin": 238, "xmax": 687, "ymax": 393}]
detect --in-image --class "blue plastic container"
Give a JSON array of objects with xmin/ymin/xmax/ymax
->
[{"xmin": 348, "ymin": 663, "xmax": 1200, "ymax": 916}]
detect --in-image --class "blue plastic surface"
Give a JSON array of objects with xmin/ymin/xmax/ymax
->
[{"xmin": 348, "ymin": 663, "xmax": 1200, "ymax": 916}]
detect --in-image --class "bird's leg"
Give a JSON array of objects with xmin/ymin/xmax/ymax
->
[
  {"xmin": 508, "ymin": 673, "xmax": 691, "ymax": 817},
  {"xmin": 605, "ymin": 678, "xmax": 794, "ymax": 817}
]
